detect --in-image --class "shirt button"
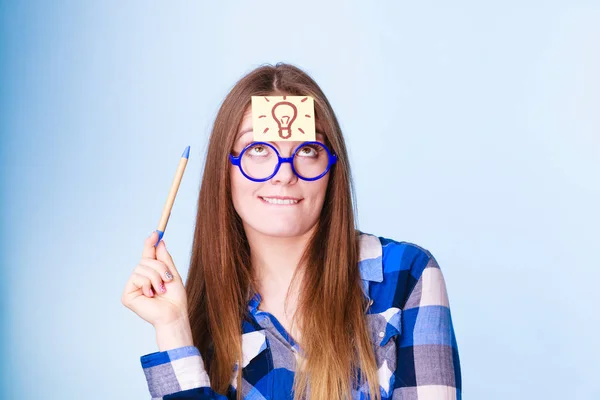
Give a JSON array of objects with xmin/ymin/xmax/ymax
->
[{"xmin": 378, "ymin": 331, "xmax": 385, "ymax": 338}]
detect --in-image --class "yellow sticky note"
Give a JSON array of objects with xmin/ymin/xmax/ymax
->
[{"xmin": 251, "ymin": 96, "xmax": 316, "ymax": 142}]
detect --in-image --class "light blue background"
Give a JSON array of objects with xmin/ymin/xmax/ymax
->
[{"xmin": 1, "ymin": 1, "xmax": 599, "ymax": 399}]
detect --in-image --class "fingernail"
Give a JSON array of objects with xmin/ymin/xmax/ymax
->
[
  {"xmin": 165, "ymin": 271, "xmax": 173, "ymax": 280},
  {"xmin": 159, "ymin": 283, "xmax": 166, "ymax": 293}
]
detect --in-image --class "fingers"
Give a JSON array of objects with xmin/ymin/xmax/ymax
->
[
  {"xmin": 123, "ymin": 231, "xmax": 179, "ymax": 308},
  {"xmin": 155, "ymin": 240, "xmax": 182, "ymax": 281},
  {"xmin": 142, "ymin": 231, "xmax": 158, "ymax": 260},
  {"xmin": 136, "ymin": 265, "xmax": 167, "ymax": 295},
  {"xmin": 130, "ymin": 272, "xmax": 156, "ymax": 298},
  {"xmin": 139, "ymin": 258, "xmax": 176, "ymax": 284},
  {"xmin": 126, "ymin": 262, "xmax": 167, "ymax": 299}
]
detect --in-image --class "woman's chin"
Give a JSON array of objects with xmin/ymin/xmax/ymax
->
[
  {"xmin": 248, "ymin": 221, "xmax": 310, "ymax": 239},
  {"xmin": 261, "ymin": 226, "xmax": 304, "ymax": 238}
]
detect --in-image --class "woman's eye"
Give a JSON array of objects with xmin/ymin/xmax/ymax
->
[
  {"xmin": 297, "ymin": 145, "xmax": 319, "ymax": 157},
  {"xmin": 249, "ymin": 145, "xmax": 268, "ymax": 156}
]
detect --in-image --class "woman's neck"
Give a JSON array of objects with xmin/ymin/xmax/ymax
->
[
  {"xmin": 245, "ymin": 226, "xmax": 314, "ymax": 290},
  {"xmin": 244, "ymin": 225, "xmax": 315, "ymax": 344}
]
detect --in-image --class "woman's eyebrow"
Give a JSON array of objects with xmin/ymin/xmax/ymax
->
[{"xmin": 236, "ymin": 128, "xmax": 253, "ymax": 140}]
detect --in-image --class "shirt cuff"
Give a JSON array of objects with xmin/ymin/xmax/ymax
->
[{"xmin": 141, "ymin": 346, "xmax": 211, "ymax": 399}]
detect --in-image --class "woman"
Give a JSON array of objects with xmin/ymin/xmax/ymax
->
[{"xmin": 121, "ymin": 63, "xmax": 462, "ymax": 400}]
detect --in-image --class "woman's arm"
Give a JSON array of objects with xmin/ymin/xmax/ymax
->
[{"xmin": 398, "ymin": 251, "xmax": 462, "ymax": 399}]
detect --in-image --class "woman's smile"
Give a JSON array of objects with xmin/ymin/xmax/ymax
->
[{"xmin": 259, "ymin": 195, "xmax": 303, "ymax": 205}]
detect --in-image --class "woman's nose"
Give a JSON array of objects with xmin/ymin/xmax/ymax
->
[{"xmin": 271, "ymin": 158, "xmax": 297, "ymax": 185}]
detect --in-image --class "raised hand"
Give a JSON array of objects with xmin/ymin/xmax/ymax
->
[{"xmin": 121, "ymin": 232, "xmax": 189, "ymax": 329}]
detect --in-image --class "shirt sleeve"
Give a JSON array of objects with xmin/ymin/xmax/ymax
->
[
  {"xmin": 397, "ymin": 251, "xmax": 462, "ymax": 399},
  {"xmin": 140, "ymin": 346, "xmax": 229, "ymax": 399}
]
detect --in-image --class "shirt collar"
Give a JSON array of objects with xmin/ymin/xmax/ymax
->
[
  {"xmin": 357, "ymin": 231, "xmax": 384, "ymax": 284},
  {"xmin": 248, "ymin": 291, "xmax": 262, "ymax": 315}
]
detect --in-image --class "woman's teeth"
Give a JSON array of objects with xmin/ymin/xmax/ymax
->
[{"xmin": 261, "ymin": 197, "xmax": 299, "ymax": 205}]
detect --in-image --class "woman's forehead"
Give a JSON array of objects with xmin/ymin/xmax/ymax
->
[{"xmin": 237, "ymin": 108, "xmax": 254, "ymax": 135}]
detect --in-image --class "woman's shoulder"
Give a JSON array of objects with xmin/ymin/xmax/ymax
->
[
  {"xmin": 357, "ymin": 230, "xmax": 444, "ymax": 308},
  {"xmin": 358, "ymin": 230, "xmax": 439, "ymax": 271}
]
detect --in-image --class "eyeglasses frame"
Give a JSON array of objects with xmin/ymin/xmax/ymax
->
[{"xmin": 229, "ymin": 140, "xmax": 338, "ymax": 182}]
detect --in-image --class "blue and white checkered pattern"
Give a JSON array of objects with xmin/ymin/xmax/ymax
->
[{"xmin": 140, "ymin": 232, "xmax": 462, "ymax": 399}]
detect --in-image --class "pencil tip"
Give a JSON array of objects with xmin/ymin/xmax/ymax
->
[{"xmin": 182, "ymin": 145, "xmax": 190, "ymax": 159}]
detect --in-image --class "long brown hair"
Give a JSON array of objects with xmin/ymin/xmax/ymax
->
[{"xmin": 186, "ymin": 63, "xmax": 380, "ymax": 400}]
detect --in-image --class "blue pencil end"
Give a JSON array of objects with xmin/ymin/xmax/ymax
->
[
  {"xmin": 182, "ymin": 145, "xmax": 190, "ymax": 159},
  {"xmin": 154, "ymin": 230, "xmax": 164, "ymax": 247}
]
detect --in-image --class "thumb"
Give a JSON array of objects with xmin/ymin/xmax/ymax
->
[
  {"xmin": 156, "ymin": 240, "xmax": 182, "ymax": 281},
  {"xmin": 142, "ymin": 231, "xmax": 158, "ymax": 260}
]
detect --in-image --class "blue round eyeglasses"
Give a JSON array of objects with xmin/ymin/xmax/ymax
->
[{"xmin": 229, "ymin": 141, "xmax": 338, "ymax": 182}]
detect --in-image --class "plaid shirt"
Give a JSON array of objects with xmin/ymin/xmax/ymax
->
[{"xmin": 140, "ymin": 232, "xmax": 462, "ymax": 399}]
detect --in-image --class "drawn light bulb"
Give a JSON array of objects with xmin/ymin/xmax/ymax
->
[{"xmin": 271, "ymin": 101, "xmax": 298, "ymax": 139}]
